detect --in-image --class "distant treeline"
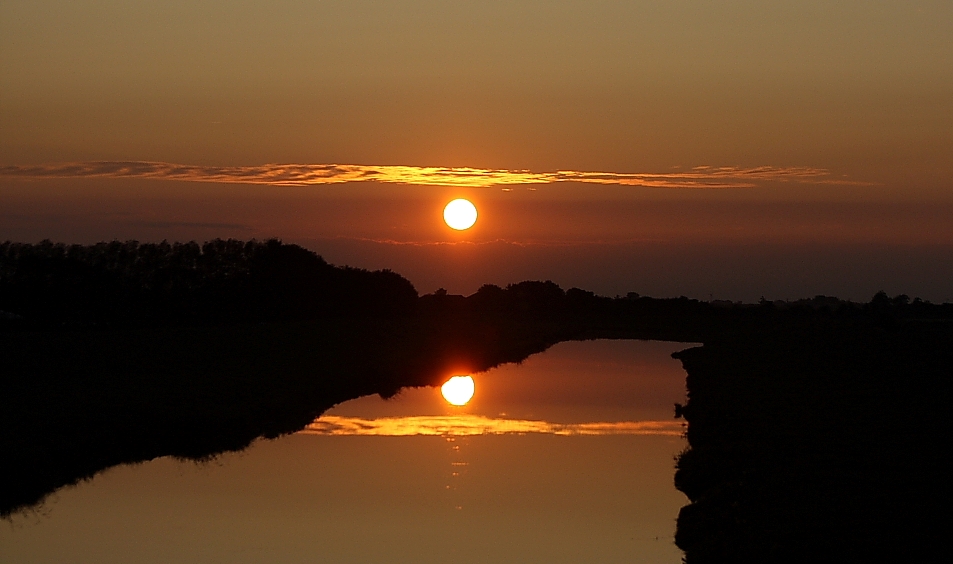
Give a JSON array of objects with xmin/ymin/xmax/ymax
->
[
  {"xmin": 419, "ymin": 281, "xmax": 953, "ymax": 345},
  {"xmin": 2, "ymin": 238, "xmax": 951, "ymax": 331},
  {"xmin": 0, "ymin": 239, "xmax": 417, "ymax": 325}
]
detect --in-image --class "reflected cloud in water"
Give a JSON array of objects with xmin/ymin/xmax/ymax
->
[{"xmin": 300, "ymin": 414, "xmax": 684, "ymax": 437}]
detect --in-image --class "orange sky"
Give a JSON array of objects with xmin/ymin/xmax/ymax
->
[{"xmin": 1, "ymin": 1, "xmax": 951, "ymax": 300}]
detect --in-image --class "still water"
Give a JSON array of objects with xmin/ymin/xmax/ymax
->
[{"xmin": 2, "ymin": 340, "xmax": 691, "ymax": 564}]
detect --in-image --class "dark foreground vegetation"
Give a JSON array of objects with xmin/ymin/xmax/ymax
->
[
  {"xmin": 672, "ymin": 310, "xmax": 950, "ymax": 563},
  {"xmin": 2, "ymin": 239, "xmax": 950, "ymax": 562}
]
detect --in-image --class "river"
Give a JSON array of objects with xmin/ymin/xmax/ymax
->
[{"xmin": 1, "ymin": 339, "xmax": 692, "ymax": 564}]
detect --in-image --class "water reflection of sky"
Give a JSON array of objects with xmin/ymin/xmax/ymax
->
[
  {"xmin": 302, "ymin": 415, "xmax": 684, "ymax": 436},
  {"xmin": 327, "ymin": 339, "xmax": 691, "ymax": 422},
  {"xmin": 1, "ymin": 340, "xmax": 693, "ymax": 564},
  {"xmin": 314, "ymin": 338, "xmax": 691, "ymax": 435}
]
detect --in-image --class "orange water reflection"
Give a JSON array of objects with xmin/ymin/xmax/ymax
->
[
  {"xmin": 300, "ymin": 414, "xmax": 683, "ymax": 437},
  {"xmin": 1, "ymin": 340, "xmax": 690, "ymax": 564}
]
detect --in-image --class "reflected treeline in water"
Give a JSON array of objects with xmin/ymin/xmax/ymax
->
[{"xmin": 2, "ymin": 239, "xmax": 951, "ymax": 562}]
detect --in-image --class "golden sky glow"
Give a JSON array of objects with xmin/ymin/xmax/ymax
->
[
  {"xmin": 1, "ymin": 1, "xmax": 950, "ymax": 301},
  {"xmin": 3, "ymin": 1, "xmax": 949, "ymax": 193},
  {"xmin": 299, "ymin": 414, "xmax": 684, "ymax": 437}
]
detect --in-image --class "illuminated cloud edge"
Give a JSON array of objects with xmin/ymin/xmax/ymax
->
[{"xmin": 0, "ymin": 161, "xmax": 869, "ymax": 189}]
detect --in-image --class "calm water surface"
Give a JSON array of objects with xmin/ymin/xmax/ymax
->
[{"xmin": 1, "ymin": 340, "xmax": 691, "ymax": 564}]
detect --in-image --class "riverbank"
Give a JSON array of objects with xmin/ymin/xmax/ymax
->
[{"xmin": 672, "ymin": 316, "xmax": 951, "ymax": 562}]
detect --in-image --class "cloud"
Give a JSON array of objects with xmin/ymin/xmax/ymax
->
[
  {"xmin": 321, "ymin": 236, "xmax": 669, "ymax": 247},
  {"xmin": 0, "ymin": 161, "xmax": 869, "ymax": 189},
  {"xmin": 139, "ymin": 220, "xmax": 255, "ymax": 231},
  {"xmin": 298, "ymin": 414, "xmax": 685, "ymax": 437}
]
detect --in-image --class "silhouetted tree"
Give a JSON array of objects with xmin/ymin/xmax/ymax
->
[{"xmin": 0, "ymin": 239, "xmax": 418, "ymax": 326}]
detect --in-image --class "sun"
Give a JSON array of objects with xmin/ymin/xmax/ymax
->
[
  {"xmin": 443, "ymin": 199, "xmax": 478, "ymax": 230},
  {"xmin": 441, "ymin": 375, "xmax": 475, "ymax": 406}
]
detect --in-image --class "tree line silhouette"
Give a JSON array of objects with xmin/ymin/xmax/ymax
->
[
  {"xmin": 0, "ymin": 239, "xmax": 417, "ymax": 325},
  {"xmin": 3, "ymin": 239, "xmax": 949, "ymax": 332}
]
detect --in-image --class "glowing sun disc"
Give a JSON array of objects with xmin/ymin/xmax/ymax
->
[
  {"xmin": 443, "ymin": 199, "xmax": 478, "ymax": 230},
  {"xmin": 441, "ymin": 375, "xmax": 475, "ymax": 406}
]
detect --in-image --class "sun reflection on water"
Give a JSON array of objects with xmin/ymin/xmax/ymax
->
[{"xmin": 441, "ymin": 375, "xmax": 475, "ymax": 406}]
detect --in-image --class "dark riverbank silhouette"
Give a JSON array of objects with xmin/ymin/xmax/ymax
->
[
  {"xmin": 2, "ymin": 239, "xmax": 950, "ymax": 562},
  {"xmin": 672, "ymin": 309, "xmax": 950, "ymax": 563}
]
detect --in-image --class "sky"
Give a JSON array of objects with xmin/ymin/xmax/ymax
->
[{"xmin": 2, "ymin": 1, "xmax": 952, "ymax": 301}]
